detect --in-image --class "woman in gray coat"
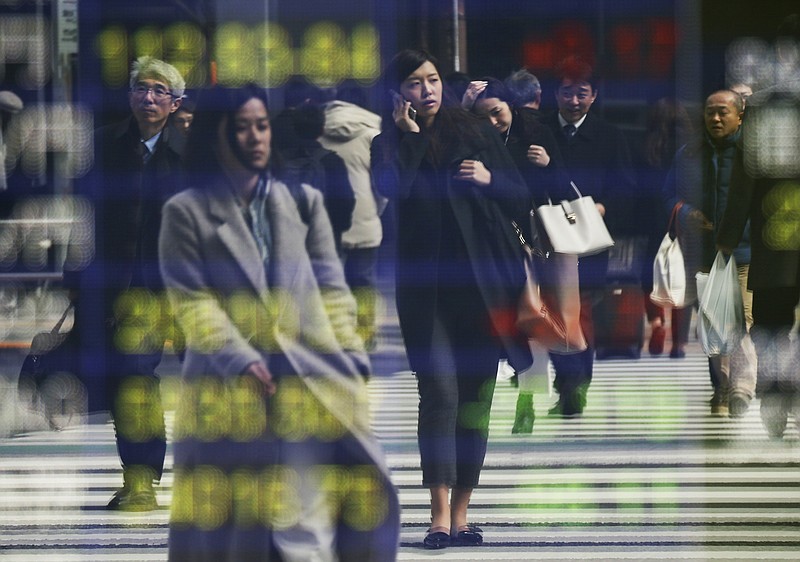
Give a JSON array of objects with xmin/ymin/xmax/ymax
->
[{"xmin": 159, "ymin": 86, "xmax": 399, "ymax": 561}]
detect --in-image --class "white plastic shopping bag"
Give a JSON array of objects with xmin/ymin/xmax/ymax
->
[{"xmin": 697, "ymin": 252, "xmax": 745, "ymax": 356}]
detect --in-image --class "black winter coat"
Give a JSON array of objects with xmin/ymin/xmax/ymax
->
[
  {"xmin": 540, "ymin": 110, "xmax": 637, "ymax": 287},
  {"xmin": 65, "ymin": 116, "xmax": 185, "ymax": 348},
  {"xmin": 62, "ymin": 117, "xmax": 185, "ymax": 410},
  {"xmin": 504, "ymin": 109, "xmax": 570, "ymax": 206},
  {"xmin": 371, "ymin": 117, "xmax": 533, "ymax": 372},
  {"xmin": 718, "ymin": 83, "xmax": 800, "ymax": 290}
]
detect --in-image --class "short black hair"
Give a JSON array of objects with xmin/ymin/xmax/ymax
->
[
  {"xmin": 176, "ymin": 96, "xmax": 196, "ymax": 114},
  {"xmin": 554, "ymin": 55, "xmax": 599, "ymax": 88},
  {"xmin": 444, "ymin": 71, "xmax": 471, "ymax": 102},
  {"xmin": 284, "ymin": 75, "xmax": 321, "ymax": 108}
]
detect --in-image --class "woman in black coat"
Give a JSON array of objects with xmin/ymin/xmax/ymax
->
[
  {"xmin": 371, "ymin": 49, "xmax": 532, "ymax": 549},
  {"xmin": 468, "ymin": 77, "xmax": 570, "ymax": 433},
  {"xmin": 470, "ymin": 77, "xmax": 568, "ymax": 206}
]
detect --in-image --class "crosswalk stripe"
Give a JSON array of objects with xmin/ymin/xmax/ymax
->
[{"xmin": 2, "ymin": 312, "xmax": 800, "ymax": 561}]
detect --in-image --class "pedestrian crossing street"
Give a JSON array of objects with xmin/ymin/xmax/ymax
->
[{"xmin": 1, "ymin": 346, "xmax": 800, "ymax": 561}]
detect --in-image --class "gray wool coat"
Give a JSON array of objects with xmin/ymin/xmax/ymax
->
[{"xmin": 159, "ymin": 176, "xmax": 400, "ymax": 560}]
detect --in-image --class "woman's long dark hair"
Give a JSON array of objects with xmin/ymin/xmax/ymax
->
[
  {"xmin": 183, "ymin": 84, "xmax": 280, "ymax": 185},
  {"xmin": 473, "ymin": 76, "xmax": 538, "ymax": 140},
  {"xmin": 378, "ymin": 49, "xmax": 486, "ymax": 161},
  {"xmin": 474, "ymin": 76, "xmax": 512, "ymax": 106},
  {"xmin": 643, "ymin": 97, "xmax": 693, "ymax": 170}
]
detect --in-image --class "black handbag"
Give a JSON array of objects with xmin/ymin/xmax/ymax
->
[{"xmin": 17, "ymin": 302, "xmax": 85, "ymax": 429}]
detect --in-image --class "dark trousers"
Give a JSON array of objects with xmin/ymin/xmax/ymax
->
[
  {"xmin": 645, "ymin": 298, "xmax": 691, "ymax": 348},
  {"xmin": 342, "ymin": 246, "xmax": 379, "ymax": 289},
  {"xmin": 76, "ymin": 299, "xmax": 167, "ymax": 481},
  {"xmin": 644, "ymin": 296, "xmax": 663, "ymax": 323},
  {"xmin": 409, "ymin": 288, "xmax": 501, "ymax": 489},
  {"xmin": 109, "ymin": 348, "xmax": 167, "ymax": 480},
  {"xmin": 672, "ymin": 306, "xmax": 692, "ymax": 347},
  {"xmin": 80, "ymin": 340, "xmax": 167, "ymax": 480},
  {"xmin": 752, "ymin": 287, "xmax": 799, "ymax": 328}
]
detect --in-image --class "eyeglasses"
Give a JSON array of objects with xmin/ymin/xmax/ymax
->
[{"xmin": 131, "ymin": 84, "xmax": 175, "ymax": 101}]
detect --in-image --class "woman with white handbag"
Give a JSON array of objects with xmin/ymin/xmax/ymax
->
[
  {"xmin": 467, "ymin": 77, "xmax": 575, "ymax": 433},
  {"xmin": 634, "ymin": 98, "xmax": 695, "ymax": 358}
]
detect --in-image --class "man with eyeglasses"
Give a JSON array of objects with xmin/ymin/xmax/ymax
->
[
  {"xmin": 64, "ymin": 56, "xmax": 186, "ymax": 511},
  {"xmin": 540, "ymin": 55, "xmax": 638, "ymax": 418}
]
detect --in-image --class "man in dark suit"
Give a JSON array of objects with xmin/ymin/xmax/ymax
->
[
  {"xmin": 65, "ymin": 56, "xmax": 185, "ymax": 510},
  {"xmin": 540, "ymin": 56, "xmax": 637, "ymax": 417}
]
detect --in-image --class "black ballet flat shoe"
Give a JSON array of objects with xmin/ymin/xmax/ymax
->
[
  {"xmin": 423, "ymin": 526, "xmax": 451, "ymax": 549},
  {"xmin": 451, "ymin": 525, "xmax": 483, "ymax": 546}
]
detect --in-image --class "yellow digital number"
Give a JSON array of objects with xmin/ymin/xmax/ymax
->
[
  {"xmin": 300, "ymin": 22, "xmax": 349, "ymax": 86},
  {"xmin": 215, "ymin": 22, "xmax": 257, "ymax": 86},
  {"xmin": 132, "ymin": 25, "xmax": 163, "ymax": 59},
  {"xmin": 163, "ymin": 22, "xmax": 208, "ymax": 87},
  {"xmin": 95, "ymin": 25, "xmax": 129, "ymax": 88}
]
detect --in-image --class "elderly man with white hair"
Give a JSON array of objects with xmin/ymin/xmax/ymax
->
[{"xmin": 63, "ymin": 56, "xmax": 186, "ymax": 510}]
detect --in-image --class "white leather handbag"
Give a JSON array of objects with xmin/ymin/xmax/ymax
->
[{"xmin": 535, "ymin": 182, "xmax": 614, "ymax": 257}]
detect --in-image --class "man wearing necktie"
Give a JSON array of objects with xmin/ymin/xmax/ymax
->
[
  {"xmin": 64, "ymin": 57, "xmax": 186, "ymax": 511},
  {"xmin": 541, "ymin": 56, "xmax": 638, "ymax": 418}
]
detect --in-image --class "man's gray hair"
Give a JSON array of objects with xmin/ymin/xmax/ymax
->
[
  {"xmin": 129, "ymin": 56, "xmax": 186, "ymax": 98},
  {"xmin": 505, "ymin": 68, "xmax": 541, "ymax": 107}
]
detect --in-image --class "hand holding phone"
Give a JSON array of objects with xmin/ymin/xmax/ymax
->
[{"xmin": 390, "ymin": 90, "xmax": 420, "ymax": 132}]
